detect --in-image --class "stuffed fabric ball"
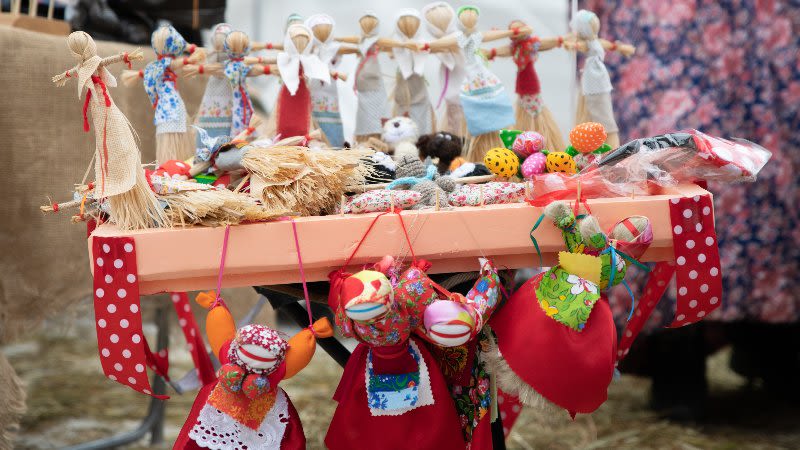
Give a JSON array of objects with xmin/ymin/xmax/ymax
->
[
  {"xmin": 546, "ymin": 152, "xmax": 577, "ymax": 174},
  {"xmin": 569, "ymin": 122, "xmax": 607, "ymax": 153},
  {"xmin": 512, "ymin": 131, "xmax": 545, "ymax": 158},
  {"xmin": 241, "ymin": 373, "xmax": 271, "ymax": 399},
  {"xmin": 521, "ymin": 153, "xmax": 547, "ymax": 178},
  {"xmin": 484, "ymin": 147, "xmax": 520, "ymax": 178},
  {"xmin": 218, "ymin": 364, "xmax": 246, "ymax": 392}
]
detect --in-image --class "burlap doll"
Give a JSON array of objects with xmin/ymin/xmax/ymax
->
[
  {"xmin": 305, "ymin": 14, "xmax": 359, "ymax": 147},
  {"xmin": 487, "ymin": 202, "xmax": 651, "ymax": 417},
  {"xmin": 52, "ymin": 31, "xmax": 167, "ymax": 230},
  {"xmin": 121, "ymin": 25, "xmax": 205, "ymax": 164},
  {"xmin": 426, "ymin": 6, "xmax": 529, "ymax": 162},
  {"xmin": 175, "ymin": 291, "xmax": 333, "ymax": 449},
  {"xmin": 484, "ymin": 21, "xmax": 569, "ymax": 151},
  {"xmin": 338, "ymin": 12, "xmax": 416, "ymax": 143},
  {"xmin": 567, "ymin": 10, "xmax": 635, "ymax": 149},
  {"xmin": 391, "ymin": 8, "xmax": 435, "ymax": 136},
  {"xmin": 325, "ymin": 248, "xmax": 466, "ymax": 450}
]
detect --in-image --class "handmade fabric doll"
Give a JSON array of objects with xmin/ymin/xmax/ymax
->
[
  {"xmin": 340, "ymin": 13, "xmax": 414, "ymax": 143},
  {"xmin": 382, "ymin": 116, "xmax": 420, "ymax": 161},
  {"xmin": 487, "ymin": 202, "xmax": 650, "ymax": 417},
  {"xmin": 387, "ymin": 155, "xmax": 457, "ymax": 209},
  {"xmin": 275, "ymin": 24, "xmax": 331, "ymax": 140},
  {"xmin": 421, "ymin": 2, "xmax": 466, "ymax": 136},
  {"xmin": 417, "ymin": 131, "xmax": 468, "ymax": 174},
  {"xmin": 52, "ymin": 31, "xmax": 167, "ymax": 230},
  {"xmin": 135, "ymin": 25, "xmax": 203, "ymax": 163},
  {"xmin": 568, "ymin": 10, "xmax": 635, "ymax": 149},
  {"xmin": 325, "ymin": 256, "xmax": 466, "ymax": 450},
  {"xmin": 175, "ymin": 292, "xmax": 333, "ymax": 450},
  {"xmin": 391, "ymin": 8, "xmax": 434, "ymax": 135},
  {"xmin": 485, "ymin": 21, "xmax": 568, "ymax": 151},
  {"xmin": 426, "ymin": 6, "xmax": 524, "ymax": 162},
  {"xmin": 305, "ymin": 14, "xmax": 358, "ymax": 147}
]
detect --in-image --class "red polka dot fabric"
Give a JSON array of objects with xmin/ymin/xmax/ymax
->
[
  {"xmin": 170, "ymin": 292, "xmax": 216, "ymax": 385},
  {"xmin": 617, "ymin": 193, "xmax": 722, "ymax": 361},
  {"xmin": 92, "ymin": 236, "xmax": 166, "ymax": 399},
  {"xmin": 496, "ymin": 389, "xmax": 523, "ymax": 437}
]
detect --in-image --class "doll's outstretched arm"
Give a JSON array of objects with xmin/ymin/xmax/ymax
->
[
  {"xmin": 335, "ymin": 35, "xmax": 361, "ymax": 44},
  {"xmin": 481, "ymin": 26, "xmax": 533, "ymax": 43},
  {"xmin": 196, "ymin": 291, "xmax": 237, "ymax": 358},
  {"xmin": 283, "ymin": 318, "xmax": 334, "ymax": 379},
  {"xmin": 252, "ymin": 41, "xmax": 284, "ymax": 51},
  {"xmin": 244, "ymin": 55, "xmax": 278, "ymax": 65},
  {"xmin": 480, "ymin": 45, "xmax": 512, "ymax": 60},
  {"xmin": 248, "ymin": 64, "xmax": 279, "ymax": 76},
  {"xmin": 539, "ymin": 35, "xmax": 567, "ymax": 51},
  {"xmin": 338, "ymin": 45, "xmax": 360, "ymax": 55},
  {"xmin": 376, "ymin": 38, "xmax": 417, "ymax": 51},
  {"xmin": 600, "ymin": 38, "xmax": 636, "ymax": 57},
  {"xmin": 424, "ymin": 35, "xmax": 459, "ymax": 53},
  {"xmin": 183, "ymin": 63, "xmax": 224, "ymax": 77}
]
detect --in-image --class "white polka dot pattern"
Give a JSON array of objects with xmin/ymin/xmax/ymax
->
[{"xmin": 92, "ymin": 237, "xmax": 163, "ymax": 399}]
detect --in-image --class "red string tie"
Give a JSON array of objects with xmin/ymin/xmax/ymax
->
[
  {"xmin": 512, "ymin": 27, "xmax": 521, "ymax": 36},
  {"xmin": 52, "ymin": 202, "xmax": 59, "ymax": 212},
  {"xmin": 267, "ymin": 42, "xmax": 273, "ymax": 50},
  {"xmin": 422, "ymin": 43, "xmax": 430, "ymax": 51},
  {"xmin": 122, "ymin": 52, "xmax": 132, "ymax": 69},
  {"xmin": 198, "ymin": 64, "xmax": 204, "ymax": 74},
  {"xmin": 489, "ymin": 48, "xmax": 497, "ymax": 60}
]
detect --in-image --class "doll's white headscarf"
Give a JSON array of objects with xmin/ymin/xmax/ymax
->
[
  {"xmin": 358, "ymin": 11, "xmax": 381, "ymax": 57},
  {"xmin": 277, "ymin": 24, "xmax": 330, "ymax": 95},
  {"xmin": 570, "ymin": 9, "xmax": 611, "ymax": 95},
  {"xmin": 421, "ymin": 1, "xmax": 456, "ymax": 70},
  {"xmin": 305, "ymin": 14, "xmax": 341, "ymax": 66},
  {"xmin": 393, "ymin": 8, "xmax": 427, "ymax": 79}
]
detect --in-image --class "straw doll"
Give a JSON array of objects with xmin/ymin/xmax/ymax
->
[
  {"xmin": 325, "ymin": 257, "xmax": 466, "ymax": 450},
  {"xmin": 421, "ymin": 2, "xmax": 466, "ymax": 137},
  {"xmin": 305, "ymin": 14, "xmax": 359, "ymax": 147},
  {"xmin": 426, "ymin": 6, "xmax": 529, "ymax": 162},
  {"xmin": 190, "ymin": 23, "xmax": 235, "ymax": 144},
  {"xmin": 338, "ymin": 12, "xmax": 417, "ymax": 143},
  {"xmin": 122, "ymin": 25, "xmax": 204, "ymax": 164},
  {"xmin": 391, "ymin": 8, "xmax": 434, "ymax": 135},
  {"xmin": 175, "ymin": 291, "xmax": 333, "ymax": 449},
  {"xmin": 52, "ymin": 31, "xmax": 167, "ymax": 230},
  {"xmin": 567, "ymin": 9, "xmax": 635, "ymax": 148},
  {"xmin": 484, "ymin": 21, "xmax": 570, "ymax": 151}
]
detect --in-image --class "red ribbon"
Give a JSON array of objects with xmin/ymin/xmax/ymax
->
[{"xmin": 83, "ymin": 76, "xmax": 112, "ymax": 191}]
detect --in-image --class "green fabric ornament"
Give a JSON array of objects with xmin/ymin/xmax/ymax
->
[
  {"xmin": 499, "ymin": 129, "xmax": 523, "ymax": 150},
  {"xmin": 536, "ymin": 266, "xmax": 600, "ymax": 331}
]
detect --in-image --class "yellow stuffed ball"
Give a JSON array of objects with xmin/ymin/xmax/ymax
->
[
  {"xmin": 484, "ymin": 147, "xmax": 519, "ymax": 178},
  {"xmin": 545, "ymin": 152, "xmax": 577, "ymax": 174}
]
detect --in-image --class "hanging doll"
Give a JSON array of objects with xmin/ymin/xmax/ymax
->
[
  {"xmin": 122, "ymin": 25, "xmax": 204, "ymax": 164},
  {"xmin": 425, "ymin": 6, "xmax": 527, "ymax": 162},
  {"xmin": 52, "ymin": 31, "xmax": 167, "ymax": 230},
  {"xmin": 487, "ymin": 202, "xmax": 651, "ymax": 417},
  {"xmin": 391, "ymin": 8, "xmax": 435, "ymax": 135},
  {"xmin": 567, "ymin": 9, "xmax": 635, "ymax": 149},
  {"xmin": 325, "ymin": 246, "xmax": 467, "ymax": 449},
  {"xmin": 338, "ymin": 12, "xmax": 416, "ymax": 143},
  {"xmin": 484, "ymin": 21, "xmax": 569, "ymax": 152},
  {"xmin": 175, "ymin": 291, "xmax": 333, "ymax": 449},
  {"xmin": 421, "ymin": 2, "xmax": 466, "ymax": 137},
  {"xmin": 304, "ymin": 14, "xmax": 359, "ymax": 147},
  {"xmin": 273, "ymin": 24, "xmax": 337, "ymax": 141}
]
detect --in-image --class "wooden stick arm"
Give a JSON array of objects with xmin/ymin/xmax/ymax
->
[
  {"xmin": 335, "ymin": 35, "xmax": 361, "ymax": 44},
  {"xmin": 482, "ymin": 26, "xmax": 533, "ymax": 43},
  {"xmin": 251, "ymin": 41, "xmax": 283, "ymax": 51}
]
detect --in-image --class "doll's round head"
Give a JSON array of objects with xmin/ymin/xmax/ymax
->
[
  {"xmin": 306, "ymin": 14, "xmax": 335, "ymax": 43},
  {"xmin": 285, "ymin": 13, "xmax": 304, "ymax": 33},
  {"xmin": 396, "ymin": 8, "xmax": 422, "ymax": 38},
  {"xmin": 508, "ymin": 19, "xmax": 531, "ymax": 41},
  {"xmin": 67, "ymin": 31, "xmax": 97, "ymax": 61},
  {"xmin": 151, "ymin": 25, "xmax": 187, "ymax": 56},
  {"xmin": 571, "ymin": 9, "xmax": 600, "ymax": 40},
  {"xmin": 287, "ymin": 24, "xmax": 312, "ymax": 54},
  {"xmin": 228, "ymin": 324, "xmax": 288, "ymax": 375},
  {"xmin": 211, "ymin": 23, "xmax": 233, "ymax": 52},
  {"xmin": 224, "ymin": 31, "xmax": 251, "ymax": 58},
  {"xmin": 423, "ymin": 299, "xmax": 476, "ymax": 347},
  {"xmin": 341, "ymin": 270, "xmax": 393, "ymax": 322},
  {"xmin": 423, "ymin": 1, "xmax": 455, "ymax": 35},
  {"xmin": 457, "ymin": 5, "xmax": 480, "ymax": 32},
  {"xmin": 417, "ymin": 132, "xmax": 464, "ymax": 174},
  {"xmin": 359, "ymin": 13, "xmax": 380, "ymax": 36}
]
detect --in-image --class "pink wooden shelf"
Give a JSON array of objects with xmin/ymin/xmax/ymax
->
[{"xmin": 89, "ymin": 183, "xmax": 711, "ymax": 295}]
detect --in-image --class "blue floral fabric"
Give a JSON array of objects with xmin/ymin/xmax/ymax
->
[
  {"xmin": 582, "ymin": 0, "xmax": 800, "ymax": 325},
  {"xmin": 143, "ymin": 26, "xmax": 188, "ymax": 134},
  {"xmin": 367, "ymin": 344, "xmax": 421, "ymax": 411},
  {"xmin": 223, "ymin": 40, "xmax": 254, "ymax": 136}
]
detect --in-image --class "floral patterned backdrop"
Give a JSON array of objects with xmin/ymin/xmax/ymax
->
[{"xmin": 581, "ymin": 0, "xmax": 800, "ymax": 325}]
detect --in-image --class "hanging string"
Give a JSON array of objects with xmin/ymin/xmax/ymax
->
[
  {"xmin": 341, "ymin": 210, "xmax": 417, "ymax": 270},
  {"xmin": 290, "ymin": 219, "xmax": 314, "ymax": 329},
  {"xmin": 212, "ymin": 225, "xmax": 232, "ymax": 308},
  {"xmin": 529, "ymin": 212, "xmax": 546, "ymax": 269}
]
